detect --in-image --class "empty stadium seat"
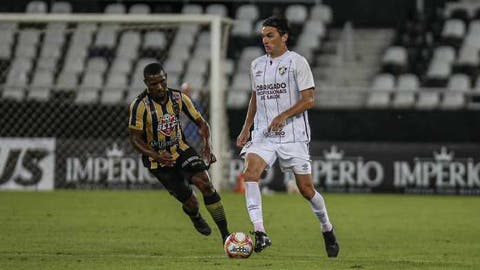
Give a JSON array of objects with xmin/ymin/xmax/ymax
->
[
  {"xmin": 117, "ymin": 32, "xmax": 140, "ymax": 60},
  {"xmin": 36, "ymin": 57, "xmax": 57, "ymax": 71},
  {"xmin": 51, "ymin": 1, "xmax": 72, "ymax": 13},
  {"xmin": 164, "ymin": 58, "xmax": 184, "ymax": 74},
  {"xmin": 366, "ymin": 74, "xmax": 395, "ymax": 108},
  {"xmin": 192, "ymin": 46, "xmax": 211, "ymax": 61},
  {"xmin": 432, "ymin": 46, "xmax": 456, "ymax": 64},
  {"xmin": 102, "ymin": 73, "xmax": 127, "ymax": 103},
  {"xmin": 285, "ymin": 5, "xmax": 308, "ymax": 25},
  {"xmin": 94, "ymin": 25, "xmax": 120, "ymax": 49},
  {"xmin": 128, "ymin": 4, "xmax": 151, "ymax": 14},
  {"xmin": 0, "ymin": 28, "xmax": 15, "ymax": 47},
  {"xmin": 454, "ymin": 45, "xmax": 479, "ymax": 77},
  {"xmin": 392, "ymin": 74, "xmax": 419, "ymax": 108},
  {"xmin": 185, "ymin": 58, "xmax": 209, "ymax": 78},
  {"xmin": 382, "ymin": 46, "xmax": 408, "ymax": 75},
  {"xmin": 232, "ymin": 20, "xmax": 253, "ymax": 38},
  {"xmin": 43, "ymin": 30, "xmax": 66, "ymax": 46},
  {"xmin": 310, "ymin": 4, "xmax": 333, "ymax": 24},
  {"xmin": 10, "ymin": 57, "xmax": 33, "ymax": 73},
  {"xmin": 182, "ymin": 73, "xmax": 205, "ymax": 90},
  {"xmin": 441, "ymin": 73, "xmax": 470, "ymax": 109},
  {"xmin": 302, "ymin": 21, "xmax": 326, "ymax": 39},
  {"xmin": 104, "ymin": 3, "xmax": 126, "ymax": 14},
  {"xmin": 416, "ymin": 90, "xmax": 440, "ymax": 110},
  {"xmin": 85, "ymin": 57, "xmax": 108, "ymax": 74},
  {"xmin": 205, "ymin": 4, "xmax": 228, "ymax": 17},
  {"xmin": 441, "ymin": 19, "xmax": 466, "ymax": 48},
  {"xmin": 235, "ymin": 4, "xmax": 259, "ymax": 21},
  {"xmin": 0, "ymin": 43, "xmax": 12, "ymax": 60},
  {"xmin": 76, "ymin": 72, "xmax": 102, "ymax": 103},
  {"xmin": 424, "ymin": 59, "xmax": 451, "ymax": 87},
  {"xmin": 26, "ymin": 1, "xmax": 47, "ymax": 13},
  {"xmin": 110, "ymin": 57, "xmax": 132, "ymax": 75},
  {"xmin": 15, "ymin": 44, "xmax": 36, "ymax": 59},
  {"xmin": 143, "ymin": 31, "xmax": 167, "ymax": 50},
  {"xmin": 168, "ymin": 45, "xmax": 191, "ymax": 63},
  {"xmin": 181, "ymin": 4, "xmax": 203, "ymax": 14},
  {"xmin": 4, "ymin": 70, "xmax": 28, "ymax": 100},
  {"xmin": 56, "ymin": 72, "xmax": 78, "ymax": 91},
  {"xmin": 18, "ymin": 29, "xmax": 41, "ymax": 46}
]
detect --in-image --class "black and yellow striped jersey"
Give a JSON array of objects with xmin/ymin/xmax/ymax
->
[{"xmin": 128, "ymin": 88, "xmax": 202, "ymax": 169}]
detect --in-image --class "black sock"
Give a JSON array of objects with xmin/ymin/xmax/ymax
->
[{"xmin": 204, "ymin": 192, "xmax": 229, "ymax": 238}]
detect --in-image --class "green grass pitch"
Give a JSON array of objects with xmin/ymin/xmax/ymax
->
[{"xmin": 1, "ymin": 191, "xmax": 479, "ymax": 269}]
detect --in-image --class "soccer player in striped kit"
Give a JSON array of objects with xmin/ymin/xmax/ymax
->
[
  {"xmin": 129, "ymin": 63, "xmax": 230, "ymax": 244},
  {"xmin": 236, "ymin": 16, "xmax": 339, "ymax": 257}
]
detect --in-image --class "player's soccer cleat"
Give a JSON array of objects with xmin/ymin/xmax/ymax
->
[
  {"xmin": 252, "ymin": 231, "xmax": 272, "ymax": 253},
  {"xmin": 322, "ymin": 227, "xmax": 339, "ymax": 258},
  {"xmin": 190, "ymin": 215, "xmax": 212, "ymax": 236}
]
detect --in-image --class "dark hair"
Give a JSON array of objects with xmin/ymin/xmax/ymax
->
[
  {"xmin": 143, "ymin": 62, "xmax": 165, "ymax": 78},
  {"xmin": 262, "ymin": 16, "xmax": 290, "ymax": 36}
]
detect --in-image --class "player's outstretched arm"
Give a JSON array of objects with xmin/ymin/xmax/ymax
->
[
  {"xmin": 129, "ymin": 129, "xmax": 174, "ymax": 166},
  {"xmin": 236, "ymin": 93, "xmax": 257, "ymax": 147},
  {"xmin": 268, "ymin": 88, "xmax": 314, "ymax": 132}
]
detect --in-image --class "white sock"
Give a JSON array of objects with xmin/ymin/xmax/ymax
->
[
  {"xmin": 245, "ymin": 181, "xmax": 265, "ymax": 232},
  {"xmin": 309, "ymin": 191, "xmax": 333, "ymax": 232}
]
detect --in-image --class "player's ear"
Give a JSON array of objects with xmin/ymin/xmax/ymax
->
[{"xmin": 281, "ymin": 33, "xmax": 288, "ymax": 42}]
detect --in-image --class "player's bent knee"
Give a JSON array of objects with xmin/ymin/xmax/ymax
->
[
  {"xmin": 243, "ymin": 168, "xmax": 262, "ymax": 182},
  {"xmin": 297, "ymin": 183, "xmax": 315, "ymax": 199},
  {"xmin": 191, "ymin": 174, "xmax": 214, "ymax": 194}
]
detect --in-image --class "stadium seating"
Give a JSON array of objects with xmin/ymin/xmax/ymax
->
[
  {"xmin": 2, "ymin": 0, "xmax": 477, "ymax": 111},
  {"xmin": 0, "ymin": 1, "xmax": 335, "ymax": 107},
  {"xmin": 375, "ymin": 0, "xmax": 480, "ymax": 109}
]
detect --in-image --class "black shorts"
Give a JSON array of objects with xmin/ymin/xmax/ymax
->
[{"xmin": 149, "ymin": 147, "xmax": 208, "ymax": 203}]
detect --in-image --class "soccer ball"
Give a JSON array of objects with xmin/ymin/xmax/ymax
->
[{"xmin": 223, "ymin": 232, "xmax": 253, "ymax": 258}]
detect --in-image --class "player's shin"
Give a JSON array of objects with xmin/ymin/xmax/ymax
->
[
  {"xmin": 245, "ymin": 181, "xmax": 265, "ymax": 233},
  {"xmin": 203, "ymin": 191, "xmax": 230, "ymax": 239},
  {"xmin": 309, "ymin": 191, "xmax": 333, "ymax": 232}
]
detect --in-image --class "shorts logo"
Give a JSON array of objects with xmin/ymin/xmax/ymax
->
[
  {"xmin": 302, "ymin": 163, "xmax": 309, "ymax": 171},
  {"xmin": 158, "ymin": 113, "xmax": 178, "ymax": 136},
  {"xmin": 278, "ymin": 66, "xmax": 287, "ymax": 75}
]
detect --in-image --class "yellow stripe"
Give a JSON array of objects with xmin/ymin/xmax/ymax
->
[
  {"xmin": 205, "ymin": 201, "xmax": 223, "ymax": 209},
  {"xmin": 179, "ymin": 140, "xmax": 190, "ymax": 151}
]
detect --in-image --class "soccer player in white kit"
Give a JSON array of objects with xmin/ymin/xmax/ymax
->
[{"xmin": 236, "ymin": 16, "xmax": 339, "ymax": 257}]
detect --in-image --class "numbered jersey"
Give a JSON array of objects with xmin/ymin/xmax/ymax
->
[{"xmin": 250, "ymin": 50, "xmax": 315, "ymax": 143}]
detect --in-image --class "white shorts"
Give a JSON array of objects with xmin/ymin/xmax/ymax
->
[{"xmin": 240, "ymin": 141, "xmax": 312, "ymax": 174}]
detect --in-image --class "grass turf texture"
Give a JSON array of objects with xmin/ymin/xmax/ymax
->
[{"xmin": 1, "ymin": 191, "xmax": 479, "ymax": 270}]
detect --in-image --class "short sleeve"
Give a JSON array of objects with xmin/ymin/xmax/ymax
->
[
  {"xmin": 129, "ymin": 98, "xmax": 146, "ymax": 130},
  {"xmin": 181, "ymin": 93, "xmax": 202, "ymax": 121},
  {"xmin": 294, "ymin": 56, "xmax": 315, "ymax": 91}
]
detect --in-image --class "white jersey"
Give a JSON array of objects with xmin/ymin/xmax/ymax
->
[{"xmin": 250, "ymin": 50, "xmax": 315, "ymax": 143}]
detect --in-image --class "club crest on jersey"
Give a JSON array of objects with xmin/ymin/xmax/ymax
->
[
  {"xmin": 278, "ymin": 66, "xmax": 287, "ymax": 75},
  {"xmin": 158, "ymin": 114, "xmax": 178, "ymax": 136},
  {"xmin": 172, "ymin": 91, "xmax": 181, "ymax": 101}
]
